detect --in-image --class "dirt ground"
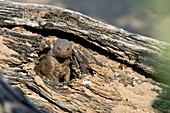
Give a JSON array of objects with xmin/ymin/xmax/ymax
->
[{"xmin": 0, "ymin": 27, "xmax": 162, "ymax": 113}]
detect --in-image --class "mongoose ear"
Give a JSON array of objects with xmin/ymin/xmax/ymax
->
[
  {"xmin": 70, "ymin": 41, "xmax": 74, "ymax": 48},
  {"xmin": 52, "ymin": 40, "xmax": 58, "ymax": 48},
  {"xmin": 53, "ymin": 40, "xmax": 57, "ymax": 45}
]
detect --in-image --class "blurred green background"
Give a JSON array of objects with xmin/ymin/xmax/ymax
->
[{"xmin": 10, "ymin": 0, "xmax": 170, "ymax": 43}]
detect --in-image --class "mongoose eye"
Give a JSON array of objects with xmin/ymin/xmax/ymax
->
[
  {"xmin": 57, "ymin": 47, "xmax": 61, "ymax": 50},
  {"xmin": 67, "ymin": 47, "xmax": 70, "ymax": 51}
]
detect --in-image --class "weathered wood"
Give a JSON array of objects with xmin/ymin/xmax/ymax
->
[
  {"xmin": 0, "ymin": 71, "xmax": 45, "ymax": 113},
  {"xmin": 0, "ymin": 21, "xmax": 122, "ymax": 113},
  {"xmin": 0, "ymin": 25, "xmax": 161, "ymax": 112},
  {"xmin": 0, "ymin": 1, "xmax": 168, "ymax": 113},
  {"xmin": 0, "ymin": 1, "xmax": 169, "ymax": 80}
]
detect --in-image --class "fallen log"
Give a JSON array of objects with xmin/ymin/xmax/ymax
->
[
  {"xmin": 0, "ymin": 1, "xmax": 168, "ymax": 113},
  {"xmin": 0, "ymin": 1, "xmax": 170, "ymax": 79}
]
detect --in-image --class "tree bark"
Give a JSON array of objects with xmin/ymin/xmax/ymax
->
[
  {"xmin": 0, "ymin": 1, "xmax": 168, "ymax": 113},
  {"xmin": 0, "ymin": 1, "xmax": 169, "ymax": 79},
  {"xmin": 0, "ymin": 71, "xmax": 45, "ymax": 113}
]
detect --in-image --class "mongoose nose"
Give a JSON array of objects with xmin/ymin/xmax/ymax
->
[{"xmin": 61, "ymin": 52, "xmax": 67, "ymax": 58}]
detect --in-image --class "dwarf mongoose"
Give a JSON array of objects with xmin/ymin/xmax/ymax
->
[{"xmin": 35, "ymin": 39, "xmax": 72, "ymax": 83}]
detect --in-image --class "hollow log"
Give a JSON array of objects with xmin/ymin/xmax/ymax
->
[
  {"xmin": 0, "ymin": 1, "xmax": 170, "ymax": 79},
  {"xmin": 0, "ymin": 1, "xmax": 168, "ymax": 113}
]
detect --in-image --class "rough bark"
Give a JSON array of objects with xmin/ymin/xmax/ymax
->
[
  {"xmin": 0, "ymin": 72, "xmax": 45, "ymax": 113},
  {"xmin": 0, "ymin": 1, "xmax": 170, "ymax": 79},
  {"xmin": 0, "ymin": 1, "xmax": 168, "ymax": 113}
]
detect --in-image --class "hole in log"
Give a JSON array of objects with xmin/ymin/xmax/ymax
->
[{"xmin": 2, "ymin": 25, "xmax": 153, "ymax": 79}]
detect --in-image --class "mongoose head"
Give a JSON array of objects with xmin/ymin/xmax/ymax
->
[{"xmin": 52, "ymin": 39, "xmax": 72, "ymax": 58}]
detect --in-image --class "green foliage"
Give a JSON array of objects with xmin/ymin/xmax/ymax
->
[{"xmin": 130, "ymin": 0, "xmax": 170, "ymax": 111}]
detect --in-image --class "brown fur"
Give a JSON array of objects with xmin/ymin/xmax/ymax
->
[{"xmin": 35, "ymin": 39, "xmax": 72, "ymax": 83}]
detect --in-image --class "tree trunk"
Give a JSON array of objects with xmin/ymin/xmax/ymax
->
[
  {"xmin": 0, "ymin": 1, "xmax": 168, "ymax": 113},
  {"xmin": 1, "ymin": 1, "xmax": 169, "ymax": 79}
]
